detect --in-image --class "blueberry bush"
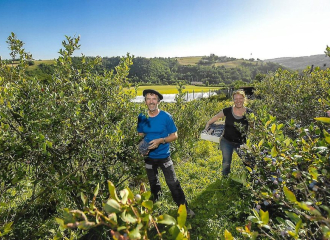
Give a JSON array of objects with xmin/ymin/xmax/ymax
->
[
  {"xmin": 0, "ymin": 33, "xmax": 145, "ymax": 239},
  {"xmin": 227, "ymin": 64, "xmax": 330, "ymax": 239}
]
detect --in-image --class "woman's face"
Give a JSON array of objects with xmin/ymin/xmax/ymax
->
[{"xmin": 233, "ymin": 93, "xmax": 245, "ymax": 108}]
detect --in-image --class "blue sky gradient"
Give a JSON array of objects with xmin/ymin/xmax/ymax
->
[{"xmin": 1, "ymin": 0, "xmax": 329, "ymax": 60}]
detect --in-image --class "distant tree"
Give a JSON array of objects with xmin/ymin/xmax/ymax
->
[
  {"xmin": 326, "ymin": 45, "xmax": 330, "ymax": 57},
  {"xmin": 6, "ymin": 32, "xmax": 32, "ymax": 67}
]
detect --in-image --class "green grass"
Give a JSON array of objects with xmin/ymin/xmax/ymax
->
[{"xmin": 126, "ymin": 85, "xmax": 224, "ymax": 95}]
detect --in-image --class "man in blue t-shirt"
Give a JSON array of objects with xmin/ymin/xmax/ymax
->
[{"xmin": 137, "ymin": 89, "xmax": 194, "ymax": 217}]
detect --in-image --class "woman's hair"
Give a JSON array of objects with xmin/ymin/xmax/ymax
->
[{"xmin": 232, "ymin": 89, "xmax": 246, "ymax": 99}]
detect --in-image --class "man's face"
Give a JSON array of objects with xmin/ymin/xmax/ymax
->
[{"xmin": 145, "ymin": 93, "xmax": 159, "ymax": 112}]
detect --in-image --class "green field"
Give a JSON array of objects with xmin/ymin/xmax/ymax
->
[
  {"xmin": 177, "ymin": 57, "xmax": 258, "ymax": 68},
  {"xmin": 29, "ymin": 59, "xmax": 55, "ymax": 70},
  {"xmin": 6, "ymin": 59, "xmax": 55, "ymax": 70},
  {"xmin": 176, "ymin": 56, "xmax": 203, "ymax": 65},
  {"xmin": 126, "ymin": 85, "xmax": 224, "ymax": 95}
]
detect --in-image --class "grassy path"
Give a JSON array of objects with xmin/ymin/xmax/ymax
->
[{"xmin": 152, "ymin": 140, "xmax": 249, "ymax": 239}]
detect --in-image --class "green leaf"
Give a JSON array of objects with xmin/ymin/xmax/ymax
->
[
  {"xmin": 261, "ymin": 224, "xmax": 271, "ymax": 230},
  {"xmin": 275, "ymin": 217, "xmax": 285, "ymax": 224},
  {"xmin": 121, "ymin": 210, "xmax": 137, "ymax": 223},
  {"xmin": 325, "ymin": 136, "xmax": 330, "ymax": 144},
  {"xmin": 321, "ymin": 225, "xmax": 330, "ymax": 238},
  {"xmin": 81, "ymin": 192, "xmax": 88, "ymax": 205},
  {"xmin": 314, "ymin": 117, "xmax": 330, "ymax": 123},
  {"xmin": 277, "ymin": 123, "xmax": 284, "ymax": 130},
  {"xmin": 271, "ymin": 124, "xmax": 276, "ymax": 134},
  {"xmin": 104, "ymin": 199, "xmax": 121, "ymax": 214},
  {"xmin": 46, "ymin": 140, "xmax": 53, "ymax": 148},
  {"xmin": 120, "ymin": 189, "xmax": 129, "ymax": 204},
  {"xmin": 55, "ymin": 218, "xmax": 65, "ymax": 227},
  {"xmin": 125, "ymin": 188, "xmax": 135, "ymax": 202},
  {"xmin": 324, "ymin": 129, "xmax": 330, "ymax": 137},
  {"xmin": 42, "ymin": 142, "xmax": 47, "ymax": 153},
  {"xmin": 271, "ymin": 146, "xmax": 278, "ymax": 157},
  {"xmin": 309, "ymin": 166, "xmax": 319, "ymax": 180},
  {"xmin": 168, "ymin": 225, "xmax": 180, "ymax": 239},
  {"xmin": 107, "ymin": 181, "xmax": 119, "ymax": 201},
  {"xmin": 93, "ymin": 183, "xmax": 99, "ymax": 197},
  {"xmin": 157, "ymin": 214, "xmax": 176, "ymax": 225},
  {"xmin": 1, "ymin": 222, "xmax": 13, "ymax": 236},
  {"xmin": 177, "ymin": 204, "xmax": 187, "ymax": 228},
  {"xmin": 284, "ymin": 138, "xmax": 291, "ymax": 147},
  {"xmin": 285, "ymin": 220, "xmax": 296, "ymax": 230},
  {"xmin": 288, "ymin": 231, "xmax": 296, "ymax": 237},
  {"xmin": 141, "ymin": 200, "xmax": 153, "ymax": 210},
  {"xmin": 258, "ymin": 139, "xmax": 264, "ymax": 147},
  {"xmin": 109, "ymin": 212, "xmax": 118, "ymax": 224},
  {"xmin": 285, "ymin": 211, "xmax": 300, "ymax": 224},
  {"xmin": 295, "ymin": 219, "xmax": 302, "ymax": 234},
  {"xmin": 128, "ymin": 223, "xmax": 142, "ymax": 240},
  {"xmin": 224, "ymin": 229, "xmax": 234, "ymax": 240},
  {"xmin": 247, "ymin": 216, "xmax": 259, "ymax": 223},
  {"xmin": 38, "ymin": 134, "xmax": 45, "ymax": 141},
  {"xmin": 260, "ymin": 209, "xmax": 269, "ymax": 225},
  {"xmin": 283, "ymin": 186, "xmax": 297, "ymax": 203},
  {"xmin": 296, "ymin": 202, "xmax": 310, "ymax": 211},
  {"xmin": 252, "ymin": 208, "xmax": 260, "ymax": 219},
  {"xmin": 141, "ymin": 191, "xmax": 151, "ymax": 201}
]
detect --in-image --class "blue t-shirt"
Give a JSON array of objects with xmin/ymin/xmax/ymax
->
[{"xmin": 137, "ymin": 110, "xmax": 177, "ymax": 159}]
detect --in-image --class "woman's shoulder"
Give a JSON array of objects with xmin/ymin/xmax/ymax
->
[
  {"xmin": 223, "ymin": 106, "xmax": 232, "ymax": 111},
  {"xmin": 223, "ymin": 106, "xmax": 232, "ymax": 114}
]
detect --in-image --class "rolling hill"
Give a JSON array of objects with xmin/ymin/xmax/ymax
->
[
  {"xmin": 264, "ymin": 54, "xmax": 330, "ymax": 70},
  {"xmin": 9, "ymin": 54, "xmax": 329, "ymax": 72}
]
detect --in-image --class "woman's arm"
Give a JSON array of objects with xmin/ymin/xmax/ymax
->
[{"xmin": 204, "ymin": 110, "xmax": 225, "ymax": 130}]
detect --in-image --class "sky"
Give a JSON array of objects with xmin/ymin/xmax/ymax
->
[{"xmin": 1, "ymin": 0, "xmax": 329, "ymax": 60}]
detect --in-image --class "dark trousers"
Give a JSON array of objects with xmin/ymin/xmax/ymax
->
[{"xmin": 144, "ymin": 157, "xmax": 187, "ymax": 207}]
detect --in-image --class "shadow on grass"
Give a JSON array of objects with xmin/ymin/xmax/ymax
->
[{"xmin": 186, "ymin": 176, "xmax": 251, "ymax": 239}]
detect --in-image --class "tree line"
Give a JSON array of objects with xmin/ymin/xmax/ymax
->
[{"xmin": 26, "ymin": 54, "xmax": 283, "ymax": 86}]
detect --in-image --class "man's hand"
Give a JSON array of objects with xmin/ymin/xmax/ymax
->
[{"xmin": 148, "ymin": 138, "xmax": 162, "ymax": 150}]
